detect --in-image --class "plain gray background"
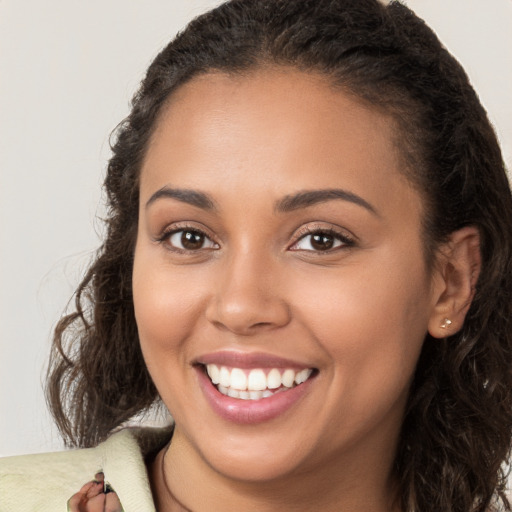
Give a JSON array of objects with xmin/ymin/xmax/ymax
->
[{"xmin": 1, "ymin": 0, "xmax": 511, "ymax": 457}]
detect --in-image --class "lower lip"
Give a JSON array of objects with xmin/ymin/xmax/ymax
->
[{"xmin": 196, "ymin": 368, "xmax": 314, "ymax": 424}]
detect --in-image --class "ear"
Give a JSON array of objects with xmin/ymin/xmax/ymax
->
[{"xmin": 428, "ymin": 226, "xmax": 481, "ymax": 339}]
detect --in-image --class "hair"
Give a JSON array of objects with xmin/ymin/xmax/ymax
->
[{"xmin": 46, "ymin": 1, "xmax": 512, "ymax": 510}]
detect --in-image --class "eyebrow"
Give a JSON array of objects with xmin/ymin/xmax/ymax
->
[
  {"xmin": 275, "ymin": 189, "xmax": 379, "ymax": 216},
  {"xmin": 145, "ymin": 185, "xmax": 378, "ymax": 216},
  {"xmin": 145, "ymin": 186, "xmax": 217, "ymax": 211}
]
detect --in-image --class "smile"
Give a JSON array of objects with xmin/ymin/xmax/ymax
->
[
  {"xmin": 196, "ymin": 351, "xmax": 317, "ymax": 423},
  {"xmin": 205, "ymin": 365, "xmax": 313, "ymax": 400}
]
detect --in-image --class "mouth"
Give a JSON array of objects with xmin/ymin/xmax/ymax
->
[
  {"xmin": 203, "ymin": 364, "xmax": 315, "ymax": 400},
  {"xmin": 194, "ymin": 351, "xmax": 318, "ymax": 423}
]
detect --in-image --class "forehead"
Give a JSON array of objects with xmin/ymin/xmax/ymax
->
[
  {"xmin": 140, "ymin": 67, "xmax": 417, "ymax": 215},
  {"xmin": 148, "ymin": 68, "xmax": 397, "ymax": 155}
]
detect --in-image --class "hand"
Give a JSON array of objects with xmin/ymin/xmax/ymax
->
[{"xmin": 67, "ymin": 472, "xmax": 123, "ymax": 512}]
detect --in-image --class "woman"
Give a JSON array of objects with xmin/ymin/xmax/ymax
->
[{"xmin": 1, "ymin": 0, "xmax": 511, "ymax": 511}]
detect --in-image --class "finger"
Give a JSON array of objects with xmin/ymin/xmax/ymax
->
[
  {"xmin": 86, "ymin": 493, "xmax": 107, "ymax": 512},
  {"xmin": 85, "ymin": 481, "xmax": 104, "ymax": 499},
  {"xmin": 67, "ymin": 475, "xmax": 106, "ymax": 512},
  {"xmin": 94, "ymin": 472, "xmax": 105, "ymax": 483},
  {"xmin": 67, "ymin": 493, "xmax": 86, "ymax": 512},
  {"xmin": 104, "ymin": 492, "xmax": 124, "ymax": 512},
  {"xmin": 67, "ymin": 481, "xmax": 98, "ymax": 512}
]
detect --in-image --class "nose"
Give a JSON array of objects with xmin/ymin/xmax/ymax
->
[{"xmin": 205, "ymin": 250, "xmax": 291, "ymax": 335}]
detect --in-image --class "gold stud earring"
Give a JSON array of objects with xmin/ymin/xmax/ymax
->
[{"xmin": 440, "ymin": 318, "xmax": 452, "ymax": 329}]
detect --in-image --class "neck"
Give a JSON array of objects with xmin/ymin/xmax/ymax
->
[{"xmin": 149, "ymin": 427, "xmax": 402, "ymax": 512}]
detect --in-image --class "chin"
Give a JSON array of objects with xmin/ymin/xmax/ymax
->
[{"xmin": 200, "ymin": 439, "xmax": 311, "ymax": 483}]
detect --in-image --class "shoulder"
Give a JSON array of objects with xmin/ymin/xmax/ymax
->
[
  {"xmin": 0, "ymin": 427, "xmax": 172, "ymax": 512},
  {"xmin": 0, "ymin": 441, "xmax": 101, "ymax": 512}
]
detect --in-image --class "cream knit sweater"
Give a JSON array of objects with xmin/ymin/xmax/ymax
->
[{"xmin": 0, "ymin": 427, "xmax": 171, "ymax": 512}]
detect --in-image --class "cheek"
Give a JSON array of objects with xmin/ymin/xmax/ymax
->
[
  {"xmin": 291, "ymin": 248, "xmax": 431, "ymax": 401},
  {"xmin": 132, "ymin": 249, "xmax": 207, "ymax": 368},
  {"xmin": 295, "ymin": 254, "xmax": 430, "ymax": 336},
  {"xmin": 132, "ymin": 249, "xmax": 212, "ymax": 419}
]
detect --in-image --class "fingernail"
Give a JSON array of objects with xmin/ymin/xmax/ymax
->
[{"xmin": 93, "ymin": 471, "xmax": 104, "ymax": 483}]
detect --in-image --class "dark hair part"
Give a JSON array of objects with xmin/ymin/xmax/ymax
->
[{"xmin": 47, "ymin": 1, "xmax": 512, "ymax": 510}]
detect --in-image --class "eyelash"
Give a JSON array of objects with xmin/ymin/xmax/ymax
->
[
  {"xmin": 289, "ymin": 225, "xmax": 355, "ymax": 253},
  {"xmin": 156, "ymin": 223, "xmax": 355, "ymax": 254},
  {"xmin": 156, "ymin": 223, "xmax": 219, "ymax": 254}
]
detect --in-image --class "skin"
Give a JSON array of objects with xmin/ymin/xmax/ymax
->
[
  {"xmin": 67, "ymin": 473, "xmax": 123, "ymax": 512},
  {"xmin": 132, "ymin": 68, "xmax": 480, "ymax": 511}
]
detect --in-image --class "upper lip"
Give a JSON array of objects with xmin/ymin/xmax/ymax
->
[{"xmin": 195, "ymin": 351, "xmax": 314, "ymax": 370}]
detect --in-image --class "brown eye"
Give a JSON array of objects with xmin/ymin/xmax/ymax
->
[
  {"xmin": 291, "ymin": 229, "xmax": 353, "ymax": 252},
  {"xmin": 167, "ymin": 229, "xmax": 218, "ymax": 251},
  {"xmin": 310, "ymin": 233, "xmax": 335, "ymax": 250},
  {"xmin": 181, "ymin": 230, "xmax": 205, "ymax": 250}
]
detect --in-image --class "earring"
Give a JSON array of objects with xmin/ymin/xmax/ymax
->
[{"xmin": 440, "ymin": 318, "xmax": 452, "ymax": 329}]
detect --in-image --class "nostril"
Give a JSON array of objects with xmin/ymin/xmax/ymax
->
[{"xmin": 205, "ymin": 296, "xmax": 291, "ymax": 335}]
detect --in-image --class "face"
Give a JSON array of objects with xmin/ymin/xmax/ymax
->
[{"xmin": 133, "ymin": 68, "xmax": 441, "ymax": 485}]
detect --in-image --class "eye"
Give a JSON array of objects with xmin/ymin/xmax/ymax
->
[
  {"xmin": 166, "ymin": 229, "xmax": 218, "ymax": 251},
  {"xmin": 290, "ymin": 227, "xmax": 354, "ymax": 252}
]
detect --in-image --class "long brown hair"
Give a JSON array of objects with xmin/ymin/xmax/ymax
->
[{"xmin": 47, "ymin": 1, "xmax": 512, "ymax": 510}]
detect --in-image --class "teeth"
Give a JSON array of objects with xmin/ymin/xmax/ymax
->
[
  {"xmin": 281, "ymin": 369, "xmax": 295, "ymax": 388},
  {"xmin": 267, "ymin": 368, "xmax": 281, "ymax": 389},
  {"xmin": 208, "ymin": 364, "xmax": 220, "ymax": 384},
  {"xmin": 205, "ymin": 364, "xmax": 314, "ymax": 400},
  {"xmin": 230, "ymin": 368, "xmax": 247, "ymax": 390},
  {"xmin": 295, "ymin": 368, "xmax": 312, "ymax": 385},
  {"xmin": 227, "ymin": 387, "xmax": 240, "ymax": 399},
  {"xmin": 247, "ymin": 369, "xmax": 266, "ymax": 391},
  {"xmin": 249, "ymin": 390, "xmax": 263, "ymax": 400},
  {"xmin": 219, "ymin": 366, "xmax": 230, "ymax": 388}
]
